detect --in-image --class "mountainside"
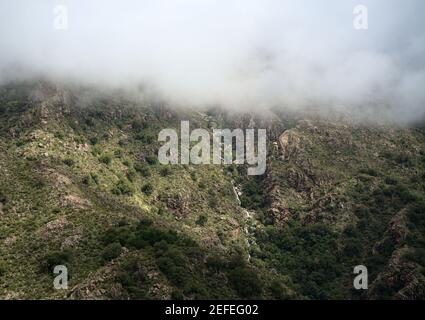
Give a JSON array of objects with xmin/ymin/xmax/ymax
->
[{"xmin": 0, "ymin": 82, "xmax": 424, "ymax": 299}]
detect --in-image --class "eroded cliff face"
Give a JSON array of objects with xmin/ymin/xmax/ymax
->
[
  {"xmin": 256, "ymin": 117, "xmax": 425, "ymax": 299},
  {"xmin": 0, "ymin": 82, "xmax": 424, "ymax": 299}
]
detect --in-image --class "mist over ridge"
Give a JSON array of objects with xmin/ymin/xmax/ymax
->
[{"xmin": 0, "ymin": 0, "xmax": 424, "ymax": 123}]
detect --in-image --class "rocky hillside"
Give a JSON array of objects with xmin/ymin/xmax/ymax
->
[{"xmin": 0, "ymin": 81, "xmax": 424, "ymax": 299}]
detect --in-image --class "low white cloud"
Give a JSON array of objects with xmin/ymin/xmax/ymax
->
[{"xmin": 0, "ymin": 0, "xmax": 424, "ymax": 122}]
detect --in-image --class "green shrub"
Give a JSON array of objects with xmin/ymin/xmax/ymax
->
[
  {"xmin": 89, "ymin": 136, "xmax": 99, "ymax": 145},
  {"xmin": 122, "ymin": 158, "xmax": 132, "ymax": 167},
  {"xmin": 397, "ymin": 185, "xmax": 423, "ymax": 203},
  {"xmin": 171, "ymin": 289, "xmax": 184, "ymax": 300},
  {"xmin": 157, "ymin": 249, "xmax": 189, "ymax": 286},
  {"xmin": 91, "ymin": 146, "xmax": 102, "ymax": 156},
  {"xmin": 160, "ymin": 166, "xmax": 172, "ymax": 176},
  {"xmin": 55, "ymin": 131, "xmax": 65, "ymax": 140},
  {"xmin": 15, "ymin": 140, "xmax": 25, "ymax": 147},
  {"xmin": 240, "ymin": 177, "xmax": 265, "ymax": 210},
  {"xmin": 85, "ymin": 118, "xmax": 95, "ymax": 127},
  {"xmin": 0, "ymin": 190, "xmax": 6, "ymax": 203},
  {"xmin": 359, "ymin": 168, "xmax": 379, "ymax": 177},
  {"xmin": 395, "ymin": 153, "xmax": 415, "ymax": 167},
  {"xmin": 132, "ymin": 119, "xmax": 144, "ymax": 132},
  {"xmin": 31, "ymin": 176, "xmax": 45, "ymax": 189},
  {"xmin": 408, "ymin": 203, "xmax": 425, "ymax": 229},
  {"xmin": 196, "ymin": 214, "xmax": 208, "ymax": 226},
  {"xmin": 138, "ymin": 217, "xmax": 153, "ymax": 228},
  {"xmin": 103, "ymin": 225, "xmax": 133, "ymax": 246},
  {"xmin": 102, "ymin": 243, "xmax": 123, "ymax": 262},
  {"xmin": 206, "ymin": 255, "xmax": 227, "ymax": 272},
  {"xmin": 135, "ymin": 163, "xmax": 151, "ymax": 177},
  {"xmin": 0, "ymin": 261, "xmax": 6, "ymax": 277},
  {"xmin": 90, "ymin": 172, "xmax": 99, "ymax": 184},
  {"xmin": 114, "ymin": 149, "xmax": 123, "ymax": 158},
  {"xmin": 383, "ymin": 152, "xmax": 415, "ymax": 167},
  {"xmin": 116, "ymin": 257, "xmax": 149, "ymax": 299},
  {"xmin": 384, "ymin": 177, "xmax": 399, "ymax": 185},
  {"xmin": 141, "ymin": 183, "xmax": 154, "ymax": 196},
  {"xmin": 269, "ymin": 280, "xmax": 289, "ymax": 299},
  {"xmin": 82, "ymin": 175, "xmax": 91, "ymax": 185},
  {"xmin": 227, "ymin": 267, "xmax": 263, "ymax": 298},
  {"xmin": 118, "ymin": 139, "xmax": 127, "ymax": 147},
  {"xmin": 146, "ymin": 155, "xmax": 158, "ymax": 165},
  {"xmin": 112, "ymin": 179, "xmax": 134, "ymax": 196},
  {"xmin": 126, "ymin": 168, "xmax": 137, "ymax": 182},
  {"xmin": 99, "ymin": 154, "xmax": 112, "ymax": 165},
  {"xmin": 208, "ymin": 196, "xmax": 218, "ymax": 209},
  {"xmin": 63, "ymin": 158, "xmax": 75, "ymax": 167},
  {"xmin": 343, "ymin": 239, "xmax": 362, "ymax": 257},
  {"xmin": 40, "ymin": 250, "xmax": 72, "ymax": 273},
  {"xmin": 135, "ymin": 133, "xmax": 154, "ymax": 144},
  {"xmin": 404, "ymin": 248, "xmax": 425, "ymax": 267}
]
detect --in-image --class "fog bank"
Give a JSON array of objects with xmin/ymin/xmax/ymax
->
[{"xmin": 0, "ymin": 0, "xmax": 424, "ymax": 122}]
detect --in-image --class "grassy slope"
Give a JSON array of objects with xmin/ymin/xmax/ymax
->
[{"xmin": 0, "ymin": 83, "xmax": 292, "ymax": 299}]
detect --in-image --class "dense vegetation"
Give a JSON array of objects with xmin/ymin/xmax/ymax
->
[
  {"xmin": 99, "ymin": 218, "xmax": 284, "ymax": 299},
  {"xmin": 0, "ymin": 82, "xmax": 424, "ymax": 299}
]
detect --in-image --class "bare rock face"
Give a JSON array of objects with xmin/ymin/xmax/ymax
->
[
  {"xmin": 3, "ymin": 235, "xmax": 17, "ymax": 247},
  {"xmin": 279, "ymin": 129, "xmax": 302, "ymax": 161},
  {"xmin": 38, "ymin": 217, "xmax": 70, "ymax": 240},
  {"xmin": 62, "ymin": 194, "xmax": 92, "ymax": 210},
  {"xmin": 69, "ymin": 262, "xmax": 122, "ymax": 300},
  {"xmin": 373, "ymin": 209, "xmax": 409, "ymax": 255},
  {"xmin": 368, "ymin": 247, "xmax": 425, "ymax": 300},
  {"xmin": 265, "ymin": 123, "xmax": 318, "ymax": 225},
  {"xmin": 367, "ymin": 210, "xmax": 425, "ymax": 300},
  {"xmin": 61, "ymin": 232, "xmax": 83, "ymax": 249},
  {"xmin": 46, "ymin": 170, "xmax": 72, "ymax": 191},
  {"xmin": 159, "ymin": 192, "xmax": 190, "ymax": 219},
  {"xmin": 69, "ymin": 253, "xmax": 171, "ymax": 300},
  {"xmin": 267, "ymin": 206, "xmax": 294, "ymax": 226},
  {"xmin": 284, "ymin": 167, "xmax": 316, "ymax": 192}
]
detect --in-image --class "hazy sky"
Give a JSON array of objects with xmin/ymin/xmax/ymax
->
[{"xmin": 0, "ymin": 0, "xmax": 424, "ymax": 122}]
